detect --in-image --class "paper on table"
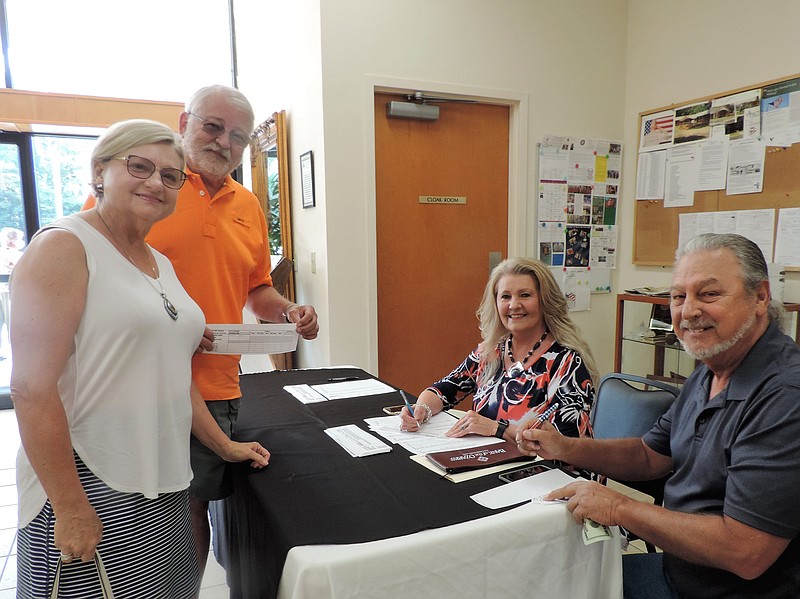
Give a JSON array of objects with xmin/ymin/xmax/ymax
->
[
  {"xmin": 470, "ymin": 467, "xmax": 581, "ymax": 509},
  {"xmin": 324, "ymin": 425, "xmax": 392, "ymax": 457},
  {"xmin": 208, "ymin": 324, "xmax": 298, "ymax": 355},
  {"xmin": 365, "ymin": 413, "xmax": 504, "ymax": 455},
  {"xmin": 311, "ymin": 379, "xmax": 395, "ymax": 400},
  {"xmin": 284, "ymin": 384, "xmax": 328, "ymax": 404}
]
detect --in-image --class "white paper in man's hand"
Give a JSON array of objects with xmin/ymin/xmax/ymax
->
[{"xmin": 207, "ymin": 323, "xmax": 298, "ymax": 354}]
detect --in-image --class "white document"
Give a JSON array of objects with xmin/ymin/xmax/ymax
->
[
  {"xmin": 726, "ymin": 138, "xmax": 765, "ymax": 195},
  {"xmin": 283, "ymin": 384, "xmax": 328, "ymax": 404},
  {"xmin": 695, "ymin": 139, "xmax": 729, "ymax": 191},
  {"xmin": 664, "ymin": 145, "xmax": 698, "ymax": 207},
  {"xmin": 471, "ymin": 467, "xmax": 581, "ymax": 509},
  {"xmin": 560, "ymin": 268, "xmax": 591, "ymax": 312},
  {"xmin": 324, "ymin": 425, "xmax": 392, "ymax": 457},
  {"xmin": 311, "ymin": 379, "xmax": 395, "ymax": 400},
  {"xmin": 775, "ymin": 207, "xmax": 800, "ymax": 267},
  {"xmin": 208, "ymin": 323, "xmax": 298, "ymax": 354},
  {"xmin": 365, "ymin": 412, "xmax": 504, "ymax": 455},
  {"xmin": 635, "ymin": 149, "xmax": 666, "ymax": 200},
  {"xmin": 589, "ymin": 225, "xmax": 617, "ymax": 269}
]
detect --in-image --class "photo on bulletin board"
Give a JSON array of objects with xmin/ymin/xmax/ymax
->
[{"xmin": 564, "ymin": 226, "xmax": 590, "ymax": 268}]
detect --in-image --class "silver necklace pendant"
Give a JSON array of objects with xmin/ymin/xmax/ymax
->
[
  {"xmin": 162, "ymin": 293, "xmax": 179, "ymax": 321},
  {"xmin": 97, "ymin": 209, "xmax": 179, "ymax": 321}
]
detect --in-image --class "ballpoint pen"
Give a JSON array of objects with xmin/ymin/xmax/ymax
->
[
  {"xmin": 515, "ymin": 400, "xmax": 561, "ymax": 444},
  {"xmin": 533, "ymin": 401, "xmax": 560, "ymax": 427},
  {"xmin": 519, "ymin": 400, "xmax": 561, "ymax": 431},
  {"xmin": 327, "ymin": 376, "xmax": 360, "ymax": 382},
  {"xmin": 400, "ymin": 390, "xmax": 417, "ymax": 421}
]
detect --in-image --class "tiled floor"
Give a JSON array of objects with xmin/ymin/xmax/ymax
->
[{"xmin": 0, "ymin": 408, "xmax": 230, "ymax": 598}]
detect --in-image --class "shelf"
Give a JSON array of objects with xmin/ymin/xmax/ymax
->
[
  {"xmin": 621, "ymin": 335, "xmax": 683, "ymax": 351},
  {"xmin": 615, "ymin": 294, "xmax": 800, "ymax": 381}
]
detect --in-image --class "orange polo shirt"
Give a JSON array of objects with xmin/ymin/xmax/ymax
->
[{"xmin": 84, "ymin": 167, "xmax": 272, "ymax": 400}]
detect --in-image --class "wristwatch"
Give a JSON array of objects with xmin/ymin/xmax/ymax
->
[{"xmin": 495, "ymin": 419, "xmax": 509, "ymax": 439}]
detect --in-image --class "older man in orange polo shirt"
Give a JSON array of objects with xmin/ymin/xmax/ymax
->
[{"xmin": 86, "ymin": 85, "xmax": 319, "ymax": 581}]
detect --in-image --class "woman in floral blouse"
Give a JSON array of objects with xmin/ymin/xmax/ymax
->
[{"xmin": 400, "ymin": 257, "xmax": 598, "ymax": 443}]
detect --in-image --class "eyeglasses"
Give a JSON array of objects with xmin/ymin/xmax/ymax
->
[
  {"xmin": 186, "ymin": 112, "xmax": 252, "ymax": 148},
  {"xmin": 115, "ymin": 155, "xmax": 188, "ymax": 190}
]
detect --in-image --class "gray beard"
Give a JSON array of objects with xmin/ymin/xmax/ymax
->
[{"xmin": 679, "ymin": 313, "xmax": 755, "ymax": 361}]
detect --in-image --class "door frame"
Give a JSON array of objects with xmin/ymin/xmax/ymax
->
[{"xmin": 363, "ymin": 76, "xmax": 530, "ymax": 375}]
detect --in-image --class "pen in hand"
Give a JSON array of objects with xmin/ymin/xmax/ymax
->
[
  {"xmin": 400, "ymin": 391, "xmax": 418, "ymax": 425},
  {"xmin": 533, "ymin": 401, "xmax": 560, "ymax": 428},
  {"xmin": 516, "ymin": 400, "xmax": 561, "ymax": 443}
]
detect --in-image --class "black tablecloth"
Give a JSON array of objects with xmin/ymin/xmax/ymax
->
[{"xmin": 216, "ymin": 368, "xmax": 513, "ymax": 599}]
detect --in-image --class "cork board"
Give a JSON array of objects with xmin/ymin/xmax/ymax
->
[{"xmin": 633, "ymin": 74, "xmax": 800, "ymax": 267}]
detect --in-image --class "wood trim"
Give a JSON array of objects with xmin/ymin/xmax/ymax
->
[
  {"xmin": 250, "ymin": 110, "xmax": 295, "ymax": 370},
  {"xmin": 637, "ymin": 71, "xmax": 800, "ymax": 120},
  {"xmin": 0, "ymin": 89, "xmax": 183, "ymax": 130}
]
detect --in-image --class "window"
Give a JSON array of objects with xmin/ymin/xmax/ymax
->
[
  {"xmin": 4, "ymin": 0, "xmax": 232, "ymax": 101},
  {"xmin": 0, "ymin": 132, "xmax": 96, "ymax": 399}
]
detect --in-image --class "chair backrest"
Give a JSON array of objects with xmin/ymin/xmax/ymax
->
[{"xmin": 590, "ymin": 373, "xmax": 680, "ymax": 440}]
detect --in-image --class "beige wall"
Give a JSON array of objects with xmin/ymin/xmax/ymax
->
[
  {"xmin": 235, "ymin": 0, "xmax": 628, "ymax": 375},
  {"xmin": 233, "ymin": 0, "xmax": 800, "ymax": 377},
  {"xmin": 235, "ymin": 1, "xmax": 328, "ymax": 368}
]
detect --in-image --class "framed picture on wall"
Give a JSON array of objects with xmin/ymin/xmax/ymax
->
[{"xmin": 300, "ymin": 150, "xmax": 315, "ymax": 208}]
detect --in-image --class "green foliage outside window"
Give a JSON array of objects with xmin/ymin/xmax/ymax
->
[{"xmin": 267, "ymin": 161, "xmax": 283, "ymax": 256}]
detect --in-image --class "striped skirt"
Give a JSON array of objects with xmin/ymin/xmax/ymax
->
[{"xmin": 17, "ymin": 455, "xmax": 199, "ymax": 599}]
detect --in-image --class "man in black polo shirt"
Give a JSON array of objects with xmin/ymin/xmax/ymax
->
[{"xmin": 518, "ymin": 233, "xmax": 800, "ymax": 598}]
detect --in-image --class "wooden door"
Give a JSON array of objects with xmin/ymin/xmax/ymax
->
[{"xmin": 375, "ymin": 93, "xmax": 509, "ymax": 398}]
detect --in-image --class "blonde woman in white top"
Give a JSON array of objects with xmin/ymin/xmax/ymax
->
[{"xmin": 10, "ymin": 120, "xmax": 269, "ymax": 598}]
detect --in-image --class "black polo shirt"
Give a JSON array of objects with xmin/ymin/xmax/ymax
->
[{"xmin": 644, "ymin": 322, "xmax": 800, "ymax": 598}]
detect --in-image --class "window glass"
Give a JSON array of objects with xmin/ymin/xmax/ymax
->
[
  {"xmin": 266, "ymin": 147, "xmax": 283, "ymax": 256},
  {"xmin": 0, "ymin": 142, "xmax": 24, "ymax": 238},
  {"xmin": 5, "ymin": 0, "xmax": 232, "ymax": 101},
  {"xmin": 0, "ymin": 142, "xmax": 23, "ymax": 393},
  {"xmin": 32, "ymin": 135, "xmax": 95, "ymax": 226}
]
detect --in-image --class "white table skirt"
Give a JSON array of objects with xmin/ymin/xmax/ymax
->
[{"xmin": 278, "ymin": 502, "xmax": 623, "ymax": 599}]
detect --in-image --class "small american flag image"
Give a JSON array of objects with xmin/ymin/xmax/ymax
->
[
  {"xmin": 643, "ymin": 113, "xmax": 673, "ymax": 147},
  {"xmin": 653, "ymin": 115, "xmax": 673, "ymax": 132}
]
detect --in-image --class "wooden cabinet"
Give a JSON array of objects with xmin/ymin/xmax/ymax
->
[{"xmin": 614, "ymin": 294, "xmax": 800, "ymax": 385}]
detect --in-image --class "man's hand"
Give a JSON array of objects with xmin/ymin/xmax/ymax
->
[
  {"xmin": 546, "ymin": 480, "xmax": 629, "ymax": 527},
  {"xmin": 285, "ymin": 304, "xmax": 319, "ymax": 340},
  {"xmin": 516, "ymin": 419, "xmax": 568, "ymax": 459},
  {"xmin": 195, "ymin": 327, "xmax": 214, "ymax": 354}
]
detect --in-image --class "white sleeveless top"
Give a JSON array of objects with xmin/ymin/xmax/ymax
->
[{"xmin": 17, "ymin": 215, "xmax": 206, "ymax": 527}]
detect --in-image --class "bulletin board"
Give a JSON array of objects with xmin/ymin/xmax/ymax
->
[
  {"xmin": 535, "ymin": 135, "xmax": 622, "ymax": 311},
  {"xmin": 633, "ymin": 72, "xmax": 800, "ymax": 267}
]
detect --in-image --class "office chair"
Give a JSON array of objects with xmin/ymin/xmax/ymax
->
[{"xmin": 590, "ymin": 373, "xmax": 681, "ymax": 552}]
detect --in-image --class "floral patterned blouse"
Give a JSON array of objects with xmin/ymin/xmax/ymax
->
[{"xmin": 426, "ymin": 341, "xmax": 594, "ymax": 438}]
